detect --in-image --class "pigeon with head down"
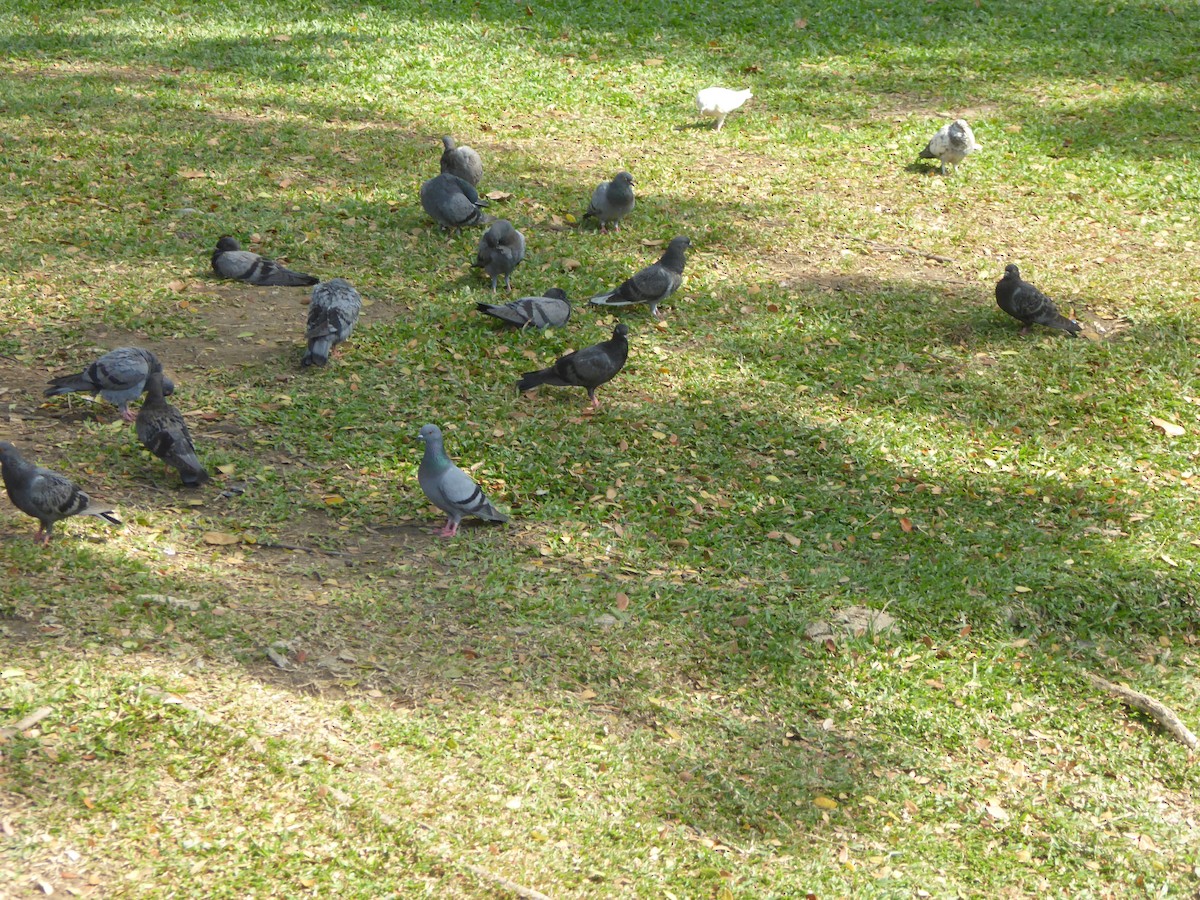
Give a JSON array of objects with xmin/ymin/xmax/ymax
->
[
  {"xmin": 136, "ymin": 371, "xmax": 210, "ymax": 488},
  {"xmin": 476, "ymin": 288, "xmax": 571, "ymax": 330},
  {"xmin": 301, "ymin": 278, "xmax": 363, "ymax": 367},
  {"xmin": 44, "ymin": 346, "xmax": 174, "ymax": 423},
  {"xmin": 918, "ymin": 119, "xmax": 981, "ymax": 175},
  {"xmin": 420, "ymin": 173, "xmax": 491, "ymax": 232},
  {"xmin": 0, "ymin": 441, "xmax": 121, "ymax": 544},
  {"xmin": 417, "ymin": 424, "xmax": 509, "ymax": 538},
  {"xmin": 211, "ymin": 236, "xmax": 319, "ymax": 287},
  {"xmin": 696, "ymin": 87, "xmax": 752, "ymax": 131},
  {"xmin": 471, "ymin": 219, "xmax": 525, "ymax": 293}
]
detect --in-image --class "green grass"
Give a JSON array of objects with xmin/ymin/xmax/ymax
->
[{"xmin": 2, "ymin": 0, "xmax": 1200, "ymax": 897}]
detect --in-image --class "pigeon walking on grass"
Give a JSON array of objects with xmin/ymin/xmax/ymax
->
[
  {"xmin": 696, "ymin": 87, "xmax": 753, "ymax": 131},
  {"xmin": 583, "ymin": 171, "xmax": 635, "ymax": 233},
  {"xmin": 589, "ymin": 236, "xmax": 690, "ymax": 319},
  {"xmin": 211, "ymin": 236, "xmax": 319, "ymax": 287},
  {"xmin": 136, "ymin": 372, "xmax": 210, "ymax": 487},
  {"xmin": 44, "ymin": 347, "xmax": 174, "ymax": 423},
  {"xmin": 417, "ymin": 424, "xmax": 509, "ymax": 538},
  {"xmin": 0, "ymin": 441, "xmax": 121, "ymax": 544},
  {"xmin": 995, "ymin": 264, "xmax": 1081, "ymax": 337},
  {"xmin": 918, "ymin": 119, "xmax": 981, "ymax": 175},
  {"xmin": 472, "ymin": 219, "xmax": 525, "ymax": 293},
  {"xmin": 476, "ymin": 288, "xmax": 571, "ymax": 330},
  {"xmin": 420, "ymin": 173, "xmax": 491, "ymax": 231},
  {"xmin": 301, "ymin": 278, "xmax": 363, "ymax": 367},
  {"xmin": 517, "ymin": 323, "xmax": 629, "ymax": 409},
  {"xmin": 439, "ymin": 135, "xmax": 484, "ymax": 187}
]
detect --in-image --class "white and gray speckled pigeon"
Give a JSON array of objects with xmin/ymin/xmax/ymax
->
[
  {"xmin": 439, "ymin": 135, "xmax": 483, "ymax": 187},
  {"xmin": 517, "ymin": 322, "xmax": 629, "ymax": 409},
  {"xmin": 0, "ymin": 441, "xmax": 121, "ymax": 544},
  {"xmin": 589, "ymin": 236, "xmax": 690, "ymax": 318},
  {"xmin": 584, "ymin": 171, "xmax": 635, "ymax": 233},
  {"xmin": 918, "ymin": 119, "xmax": 981, "ymax": 175},
  {"xmin": 44, "ymin": 347, "xmax": 174, "ymax": 423},
  {"xmin": 995, "ymin": 264, "xmax": 1081, "ymax": 337},
  {"xmin": 476, "ymin": 288, "xmax": 571, "ymax": 330},
  {"xmin": 211, "ymin": 236, "xmax": 319, "ymax": 287},
  {"xmin": 471, "ymin": 219, "xmax": 525, "ymax": 293},
  {"xmin": 136, "ymin": 372, "xmax": 210, "ymax": 487},
  {"xmin": 301, "ymin": 278, "xmax": 363, "ymax": 367},
  {"xmin": 696, "ymin": 87, "xmax": 752, "ymax": 131},
  {"xmin": 417, "ymin": 424, "xmax": 509, "ymax": 538},
  {"xmin": 420, "ymin": 173, "xmax": 492, "ymax": 231}
]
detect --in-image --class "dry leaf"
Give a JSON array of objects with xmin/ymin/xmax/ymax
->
[
  {"xmin": 813, "ymin": 796, "xmax": 838, "ymax": 810},
  {"xmin": 202, "ymin": 532, "xmax": 239, "ymax": 545},
  {"xmin": 485, "ymin": 190, "xmax": 512, "ymax": 201},
  {"xmin": 899, "ymin": 517, "xmax": 914, "ymax": 533},
  {"xmin": 1150, "ymin": 415, "xmax": 1185, "ymax": 437},
  {"xmin": 616, "ymin": 592, "xmax": 630, "ymax": 611},
  {"xmin": 643, "ymin": 58, "xmax": 664, "ymax": 66},
  {"xmin": 177, "ymin": 169, "xmax": 206, "ymax": 179}
]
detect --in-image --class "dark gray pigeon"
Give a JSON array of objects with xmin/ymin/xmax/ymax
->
[
  {"xmin": 471, "ymin": 219, "xmax": 526, "ymax": 293},
  {"xmin": 301, "ymin": 278, "xmax": 363, "ymax": 367},
  {"xmin": 420, "ymin": 173, "xmax": 491, "ymax": 231},
  {"xmin": 136, "ymin": 372, "xmax": 210, "ymax": 488},
  {"xmin": 476, "ymin": 288, "xmax": 571, "ymax": 330},
  {"xmin": 583, "ymin": 171, "xmax": 635, "ymax": 233},
  {"xmin": 211, "ymin": 236, "xmax": 319, "ymax": 287},
  {"xmin": 417, "ymin": 424, "xmax": 509, "ymax": 538},
  {"xmin": 918, "ymin": 119, "xmax": 981, "ymax": 175},
  {"xmin": 995, "ymin": 265, "xmax": 1081, "ymax": 337},
  {"xmin": 0, "ymin": 441, "xmax": 121, "ymax": 544},
  {"xmin": 44, "ymin": 347, "xmax": 174, "ymax": 423},
  {"xmin": 589, "ymin": 236, "xmax": 690, "ymax": 318},
  {"xmin": 516, "ymin": 322, "xmax": 629, "ymax": 409},
  {"xmin": 439, "ymin": 135, "xmax": 483, "ymax": 187}
]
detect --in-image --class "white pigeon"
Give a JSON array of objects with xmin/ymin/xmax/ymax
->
[
  {"xmin": 918, "ymin": 119, "xmax": 981, "ymax": 175},
  {"xmin": 696, "ymin": 87, "xmax": 753, "ymax": 131}
]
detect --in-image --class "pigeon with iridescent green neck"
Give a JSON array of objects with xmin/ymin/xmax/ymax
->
[{"xmin": 417, "ymin": 424, "xmax": 509, "ymax": 538}]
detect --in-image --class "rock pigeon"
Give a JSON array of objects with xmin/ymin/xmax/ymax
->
[
  {"xmin": 994, "ymin": 264, "xmax": 1081, "ymax": 337},
  {"xmin": 0, "ymin": 441, "xmax": 121, "ymax": 544},
  {"xmin": 476, "ymin": 288, "xmax": 571, "ymax": 330},
  {"xmin": 583, "ymin": 171, "xmax": 635, "ymax": 233},
  {"xmin": 44, "ymin": 347, "xmax": 174, "ymax": 423},
  {"xmin": 439, "ymin": 135, "xmax": 483, "ymax": 187},
  {"xmin": 696, "ymin": 87, "xmax": 753, "ymax": 131},
  {"xmin": 136, "ymin": 372, "xmax": 210, "ymax": 487},
  {"xmin": 516, "ymin": 322, "xmax": 629, "ymax": 409},
  {"xmin": 301, "ymin": 278, "xmax": 363, "ymax": 367},
  {"xmin": 211, "ymin": 236, "xmax": 319, "ymax": 287},
  {"xmin": 918, "ymin": 119, "xmax": 981, "ymax": 175},
  {"xmin": 471, "ymin": 219, "xmax": 526, "ymax": 293},
  {"xmin": 417, "ymin": 424, "xmax": 509, "ymax": 538},
  {"xmin": 589, "ymin": 236, "xmax": 690, "ymax": 318},
  {"xmin": 420, "ymin": 173, "xmax": 491, "ymax": 231}
]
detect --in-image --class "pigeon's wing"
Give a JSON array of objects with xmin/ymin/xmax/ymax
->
[
  {"xmin": 421, "ymin": 462, "xmax": 507, "ymax": 523},
  {"xmin": 27, "ymin": 468, "xmax": 94, "ymax": 521}
]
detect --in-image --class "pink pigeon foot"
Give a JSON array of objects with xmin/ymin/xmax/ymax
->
[
  {"xmin": 436, "ymin": 519, "xmax": 460, "ymax": 538},
  {"xmin": 121, "ymin": 407, "xmax": 137, "ymax": 423}
]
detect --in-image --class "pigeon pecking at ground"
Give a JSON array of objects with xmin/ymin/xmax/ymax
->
[
  {"xmin": 471, "ymin": 219, "xmax": 526, "ymax": 293},
  {"xmin": 918, "ymin": 119, "xmax": 981, "ymax": 175},
  {"xmin": 696, "ymin": 87, "xmax": 753, "ymax": 131},
  {"xmin": 301, "ymin": 278, "xmax": 363, "ymax": 367},
  {"xmin": 476, "ymin": 288, "xmax": 571, "ymax": 330},
  {"xmin": 439, "ymin": 135, "xmax": 484, "ymax": 187},
  {"xmin": 516, "ymin": 322, "xmax": 629, "ymax": 409},
  {"xmin": 136, "ymin": 371, "xmax": 210, "ymax": 487},
  {"xmin": 420, "ymin": 173, "xmax": 492, "ymax": 231},
  {"xmin": 994, "ymin": 264, "xmax": 1081, "ymax": 337},
  {"xmin": 44, "ymin": 347, "xmax": 174, "ymax": 423},
  {"xmin": 211, "ymin": 236, "xmax": 319, "ymax": 287},
  {"xmin": 417, "ymin": 424, "xmax": 509, "ymax": 538},
  {"xmin": 589, "ymin": 236, "xmax": 690, "ymax": 318},
  {"xmin": 0, "ymin": 441, "xmax": 121, "ymax": 544},
  {"xmin": 583, "ymin": 171, "xmax": 635, "ymax": 233}
]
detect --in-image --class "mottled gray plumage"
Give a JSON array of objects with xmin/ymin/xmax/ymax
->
[
  {"xmin": 136, "ymin": 372, "xmax": 210, "ymax": 487},
  {"xmin": 420, "ymin": 173, "xmax": 491, "ymax": 231},
  {"xmin": 471, "ymin": 219, "xmax": 526, "ymax": 293},
  {"xmin": 918, "ymin": 119, "xmax": 981, "ymax": 175},
  {"xmin": 44, "ymin": 346, "xmax": 174, "ymax": 423},
  {"xmin": 584, "ymin": 171, "xmax": 635, "ymax": 233},
  {"xmin": 589, "ymin": 236, "xmax": 690, "ymax": 318},
  {"xmin": 476, "ymin": 288, "xmax": 571, "ymax": 330},
  {"xmin": 417, "ymin": 424, "xmax": 509, "ymax": 538},
  {"xmin": 516, "ymin": 323, "xmax": 629, "ymax": 409},
  {"xmin": 302, "ymin": 278, "xmax": 363, "ymax": 367},
  {"xmin": 0, "ymin": 441, "xmax": 121, "ymax": 544},
  {"xmin": 439, "ymin": 135, "xmax": 483, "ymax": 187},
  {"xmin": 211, "ymin": 236, "xmax": 319, "ymax": 287},
  {"xmin": 995, "ymin": 264, "xmax": 1081, "ymax": 337}
]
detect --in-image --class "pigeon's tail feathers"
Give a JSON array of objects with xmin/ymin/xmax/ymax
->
[
  {"xmin": 517, "ymin": 368, "xmax": 556, "ymax": 393},
  {"xmin": 918, "ymin": 144, "xmax": 936, "ymax": 159},
  {"xmin": 263, "ymin": 268, "xmax": 320, "ymax": 288},
  {"xmin": 44, "ymin": 374, "xmax": 92, "ymax": 397},
  {"xmin": 476, "ymin": 302, "xmax": 523, "ymax": 327},
  {"xmin": 589, "ymin": 291, "xmax": 638, "ymax": 308},
  {"xmin": 84, "ymin": 503, "xmax": 121, "ymax": 526},
  {"xmin": 301, "ymin": 338, "xmax": 334, "ymax": 368},
  {"xmin": 179, "ymin": 464, "xmax": 211, "ymax": 488},
  {"xmin": 1049, "ymin": 316, "xmax": 1083, "ymax": 337}
]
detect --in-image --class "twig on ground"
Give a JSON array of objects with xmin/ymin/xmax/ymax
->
[
  {"xmin": 836, "ymin": 234, "xmax": 957, "ymax": 264},
  {"xmin": 1083, "ymin": 671, "xmax": 1199, "ymax": 750},
  {"xmin": 414, "ymin": 822, "xmax": 553, "ymax": 900},
  {"xmin": 0, "ymin": 706, "xmax": 53, "ymax": 740}
]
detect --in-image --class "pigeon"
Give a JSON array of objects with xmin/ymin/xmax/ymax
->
[
  {"xmin": 0, "ymin": 441, "xmax": 121, "ymax": 544},
  {"xmin": 301, "ymin": 278, "xmax": 363, "ymax": 367},
  {"xmin": 696, "ymin": 87, "xmax": 753, "ymax": 131},
  {"xmin": 471, "ymin": 219, "xmax": 526, "ymax": 293},
  {"xmin": 583, "ymin": 171, "xmax": 635, "ymax": 233},
  {"xmin": 211, "ymin": 236, "xmax": 319, "ymax": 287},
  {"xmin": 439, "ymin": 135, "xmax": 483, "ymax": 187},
  {"xmin": 420, "ymin": 173, "xmax": 491, "ymax": 231},
  {"xmin": 136, "ymin": 371, "xmax": 210, "ymax": 487},
  {"xmin": 476, "ymin": 288, "xmax": 571, "ymax": 330},
  {"xmin": 918, "ymin": 119, "xmax": 981, "ymax": 175},
  {"xmin": 44, "ymin": 347, "xmax": 174, "ymax": 423},
  {"xmin": 516, "ymin": 322, "xmax": 629, "ymax": 409},
  {"xmin": 417, "ymin": 424, "xmax": 509, "ymax": 538},
  {"xmin": 994, "ymin": 264, "xmax": 1081, "ymax": 337},
  {"xmin": 589, "ymin": 236, "xmax": 690, "ymax": 318}
]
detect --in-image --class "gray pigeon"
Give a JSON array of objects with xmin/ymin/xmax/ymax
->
[
  {"xmin": 439, "ymin": 135, "xmax": 484, "ymax": 187},
  {"xmin": 918, "ymin": 119, "xmax": 981, "ymax": 175},
  {"xmin": 589, "ymin": 236, "xmax": 690, "ymax": 318},
  {"xmin": 417, "ymin": 424, "xmax": 509, "ymax": 538},
  {"xmin": 301, "ymin": 278, "xmax": 363, "ymax": 367},
  {"xmin": 136, "ymin": 372, "xmax": 210, "ymax": 487},
  {"xmin": 995, "ymin": 264, "xmax": 1081, "ymax": 337},
  {"xmin": 211, "ymin": 236, "xmax": 319, "ymax": 287},
  {"xmin": 44, "ymin": 347, "xmax": 174, "ymax": 423},
  {"xmin": 516, "ymin": 322, "xmax": 629, "ymax": 409},
  {"xmin": 476, "ymin": 288, "xmax": 571, "ymax": 330},
  {"xmin": 0, "ymin": 441, "xmax": 121, "ymax": 544},
  {"xmin": 420, "ymin": 173, "xmax": 491, "ymax": 231},
  {"xmin": 471, "ymin": 219, "xmax": 526, "ymax": 293},
  {"xmin": 583, "ymin": 171, "xmax": 635, "ymax": 233}
]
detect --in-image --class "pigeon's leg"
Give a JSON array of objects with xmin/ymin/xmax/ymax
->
[
  {"xmin": 587, "ymin": 388, "xmax": 601, "ymax": 410},
  {"xmin": 1018, "ymin": 325, "xmax": 1032, "ymax": 336},
  {"xmin": 35, "ymin": 526, "xmax": 50, "ymax": 545},
  {"xmin": 613, "ymin": 221, "xmax": 620, "ymax": 232},
  {"xmin": 490, "ymin": 275, "xmax": 499, "ymax": 294},
  {"xmin": 437, "ymin": 518, "xmax": 459, "ymax": 538},
  {"xmin": 504, "ymin": 274, "xmax": 512, "ymax": 292},
  {"xmin": 599, "ymin": 222, "xmax": 608, "ymax": 234},
  {"xmin": 715, "ymin": 116, "xmax": 725, "ymax": 132},
  {"xmin": 121, "ymin": 405, "xmax": 137, "ymax": 424}
]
